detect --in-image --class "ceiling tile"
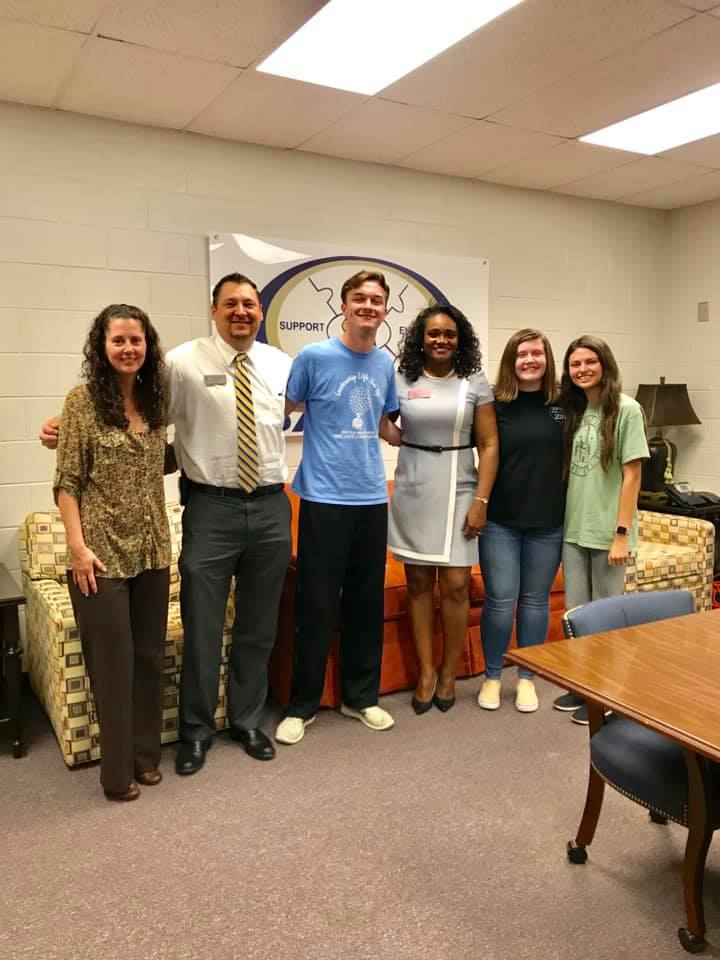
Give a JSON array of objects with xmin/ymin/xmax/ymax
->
[
  {"xmin": 189, "ymin": 70, "xmax": 363, "ymax": 148},
  {"xmin": 659, "ymin": 133, "xmax": 720, "ymax": 169},
  {"xmin": 0, "ymin": 19, "xmax": 85, "ymax": 106},
  {"xmin": 298, "ymin": 100, "xmax": 472, "ymax": 164},
  {"xmin": 397, "ymin": 122, "xmax": 563, "ymax": 178},
  {"xmin": 95, "ymin": 0, "xmax": 326, "ymax": 68},
  {"xmin": 0, "ymin": 1, "xmax": 105, "ymax": 31},
  {"xmin": 58, "ymin": 37, "xmax": 239, "ymax": 128},
  {"xmin": 555, "ymin": 157, "xmax": 713, "ymax": 200},
  {"xmin": 480, "ymin": 140, "xmax": 641, "ymax": 189},
  {"xmin": 381, "ymin": 0, "xmax": 689, "ymax": 119},
  {"xmin": 623, "ymin": 170, "xmax": 720, "ymax": 208},
  {"xmin": 488, "ymin": 14, "xmax": 720, "ymax": 137}
]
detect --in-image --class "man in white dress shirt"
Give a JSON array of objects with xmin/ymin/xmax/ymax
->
[
  {"xmin": 170, "ymin": 273, "xmax": 292, "ymax": 774},
  {"xmin": 40, "ymin": 275, "xmax": 292, "ymax": 776}
]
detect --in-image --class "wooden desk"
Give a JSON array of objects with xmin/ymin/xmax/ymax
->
[
  {"xmin": 508, "ymin": 609, "xmax": 720, "ymax": 954},
  {"xmin": 0, "ymin": 563, "xmax": 27, "ymax": 758}
]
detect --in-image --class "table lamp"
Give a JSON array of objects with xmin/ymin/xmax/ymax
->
[{"xmin": 635, "ymin": 377, "xmax": 700, "ymax": 493}]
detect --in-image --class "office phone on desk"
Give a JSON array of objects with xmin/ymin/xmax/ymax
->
[{"xmin": 665, "ymin": 482, "xmax": 720, "ymax": 508}]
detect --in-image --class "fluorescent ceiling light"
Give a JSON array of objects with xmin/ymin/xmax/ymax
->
[
  {"xmin": 581, "ymin": 82, "xmax": 720, "ymax": 155},
  {"xmin": 257, "ymin": 0, "xmax": 526, "ymax": 96}
]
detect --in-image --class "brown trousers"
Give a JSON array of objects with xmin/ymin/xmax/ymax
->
[{"xmin": 68, "ymin": 567, "xmax": 170, "ymax": 794}]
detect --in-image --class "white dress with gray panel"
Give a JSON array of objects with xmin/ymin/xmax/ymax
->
[{"xmin": 388, "ymin": 371, "xmax": 493, "ymax": 566}]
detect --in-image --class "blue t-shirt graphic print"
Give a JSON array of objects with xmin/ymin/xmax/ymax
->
[{"xmin": 287, "ymin": 338, "xmax": 398, "ymax": 505}]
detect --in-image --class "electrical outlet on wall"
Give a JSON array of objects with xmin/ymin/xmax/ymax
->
[{"xmin": 698, "ymin": 301, "xmax": 710, "ymax": 323}]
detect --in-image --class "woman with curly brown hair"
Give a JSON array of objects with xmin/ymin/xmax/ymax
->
[
  {"xmin": 54, "ymin": 304, "xmax": 171, "ymax": 801},
  {"xmin": 384, "ymin": 304, "xmax": 498, "ymax": 713}
]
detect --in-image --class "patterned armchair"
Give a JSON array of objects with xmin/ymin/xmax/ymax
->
[
  {"xmin": 627, "ymin": 511, "xmax": 715, "ymax": 611},
  {"xmin": 19, "ymin": 502, "xmax": 232, "ymax": 767}
]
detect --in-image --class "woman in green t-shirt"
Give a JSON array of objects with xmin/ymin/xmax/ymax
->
[{"xmin": 553, "ymin": 335, "xmax": 649, "ymax": 725}]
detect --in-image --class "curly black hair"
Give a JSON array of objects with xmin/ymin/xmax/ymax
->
[
  {"xmin": 397, "ymin": 303, "xmax": 482, "ymax": 382},
  {"xmin": 82, "ymin": 304, "xmax": 166, "ymax": 431}
]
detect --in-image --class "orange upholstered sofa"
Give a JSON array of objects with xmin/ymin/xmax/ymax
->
[{"xmin": 268, "ymin": 482, "xmax": 566, "ymax": 708}]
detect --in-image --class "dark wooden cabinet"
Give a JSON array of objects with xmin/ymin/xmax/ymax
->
[{"xmin": 0, "ymin": 563, "xmax": 27, "ymax": 758}]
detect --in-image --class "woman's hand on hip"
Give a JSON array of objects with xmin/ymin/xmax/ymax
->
[
  {"xmin": 462, "ymin": 500, "xmax": 487, "ymax": 540},
  {"xmin": 608, "ymin": 535, "xmax": 629, "ymax": 567},
  {"xmin": 70, "ymin": 546, "xmax": 107, "ymax": 597}
]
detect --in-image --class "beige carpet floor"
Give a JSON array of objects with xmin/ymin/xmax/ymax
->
[{"xmin": 2, "ymin": 674, "xmax": 718, "ymax": 960}]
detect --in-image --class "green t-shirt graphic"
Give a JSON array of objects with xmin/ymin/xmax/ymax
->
[{"xmin": 563, "ymin": 394, "xmax": 649, "ymax": 551}]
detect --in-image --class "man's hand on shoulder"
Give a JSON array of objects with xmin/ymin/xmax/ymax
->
[{"xmin": 40, "ymin": 415, "xmax": 60, "ymax": 450}]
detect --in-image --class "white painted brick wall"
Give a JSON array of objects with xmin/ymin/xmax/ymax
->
[
  {"xmin": 0, "ymin": 101, "xmax": 680, "ymax": 593},
  {"xmin": 661, "ymin": 199, "xmax": 720, "ymax": 493}
]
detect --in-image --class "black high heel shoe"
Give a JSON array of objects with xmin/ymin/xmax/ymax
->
[
  {"xmin": 433, "ymin": 686, "xmax": 456, "ymax": 712},
  {"xmin": 411, "ymin": 674, "xmax": 437, "ymax": 715},
  {"xmin": 411, "ymin": 694, "xmax": 433, "ymax": 715}
]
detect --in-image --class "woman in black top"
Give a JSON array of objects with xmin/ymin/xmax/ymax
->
[{"xmin": 477, "ymin": 329, "xmax": 565, "ymax": 713}]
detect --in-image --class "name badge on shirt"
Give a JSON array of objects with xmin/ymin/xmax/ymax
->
[
  {"xmin": 204, "ymin": 374, "xmax": 227, "ymax": 386},
  {"xmin": 408, "ymin": 389, "xmax": 431, "ymax": 400}
]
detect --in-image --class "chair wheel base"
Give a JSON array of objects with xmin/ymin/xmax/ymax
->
[
  {"xmin": 649, "ymin": 810, "xmax": 668, "ymax": 824},
  {"xmin": 678, "ymin": 929, "xmax": 706, "ymax": 954},
  {"xmin": 567, "ymin": 841, "xmax": 588, "ymax": 864}
]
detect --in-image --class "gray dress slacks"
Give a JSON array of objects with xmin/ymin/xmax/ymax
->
[{"xmin": 178, "ymin": 486, "xmax": 291, "ymax": 740}]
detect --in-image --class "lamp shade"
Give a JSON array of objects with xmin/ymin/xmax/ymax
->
[{"xmin": 635, "ymin": 379, "xmax": 700, "ymax": 427}]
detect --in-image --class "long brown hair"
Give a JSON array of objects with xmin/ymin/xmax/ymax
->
[
  {"xmin": 560, "ymin": 335, "xmax": 621, "ymax": 475},
  {"xmin": 494, "ymin": 328, "xmax": 557, "ymax": 403},
  {"xmin": 82, "ymin": 304, "xmax": 166, "ymax": 431}
]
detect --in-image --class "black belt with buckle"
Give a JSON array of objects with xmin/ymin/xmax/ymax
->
[
  {"xmin": 401, "ymin": 442, "xmax": 473, "ymax": 453},
  {"xmin": 189, "ymin": 480, "xmax": 284, "ymax": 500}
]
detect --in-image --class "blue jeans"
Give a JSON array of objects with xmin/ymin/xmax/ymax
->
[{"xmin": 479, "ymin": 522, "xmax": 563, "ymax": 680}]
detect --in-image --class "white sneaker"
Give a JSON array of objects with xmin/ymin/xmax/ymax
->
[
  {"xmin": 477, "ymin": 678, "xmax": 502, "ymax": 710},
  {"xmin": 515, "ymin": 678, "xmax": 539, "ymax": 713},
  {"xmin": 340, "ymin": 704, "xmax": 394, "ymax": 731},
  {"xmin": 274, "ymin": 715, "xmax": 315, "ymax": 744}
]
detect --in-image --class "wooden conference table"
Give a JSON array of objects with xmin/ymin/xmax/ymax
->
[{"xmin": 508, "ymin": 609, "xmax": 720, "ymax": 954}]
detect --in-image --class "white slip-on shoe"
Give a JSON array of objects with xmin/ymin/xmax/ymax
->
[
  {"xmin": 274, "ymin": 715, "xmax": 316, "ymax": 745},
  {"xmin": 477, "ymin": 678, "xmax": 502, "ymax": 710},
  {"xmin": 340, "ymin": 704, "xmax": 394, "ymax": 731},
  {"xmin": 515, "ymin": 678, "xmax": 539, "ymax": 713}
]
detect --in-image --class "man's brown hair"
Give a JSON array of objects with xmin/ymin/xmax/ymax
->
[{"xmin": 340, "ymin": 270, "xmax": 390, "ymax": 304}]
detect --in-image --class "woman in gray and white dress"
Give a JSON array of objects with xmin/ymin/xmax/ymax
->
[{"xmin": 382, "ymin": 304, "xmax": 498, "ymax": 714}]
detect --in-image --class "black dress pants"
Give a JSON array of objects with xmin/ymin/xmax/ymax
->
[
  {"xmin": 288, "ymin": 500, "xmax": 388, "ymax": 719},
  {"xmin": 68, "ymin": 567, "xmax": 169, "ymax": 794}
]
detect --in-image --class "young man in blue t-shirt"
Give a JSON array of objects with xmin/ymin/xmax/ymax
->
[{"xmin": 275, "ymin": 271, "xmax": 399, "ymax": 745}]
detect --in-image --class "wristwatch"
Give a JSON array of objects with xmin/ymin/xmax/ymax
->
[{"xmin": 615, "ymin": 525, "xmax": 628, "ymax": 536}]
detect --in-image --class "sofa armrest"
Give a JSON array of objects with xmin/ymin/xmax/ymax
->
[
  {"xmin": 23, "ymin": 575, "xmax": 75, "ymax": 634},
  {"xmin": 637, "ymin": 510, "xmax": 715, "ymax": 547},
  {"xmin": 23, "ymin": 574, "xmax": 94, "ymax": 766},
  {"xmin": 633, "ymin": 511, "xmax": 715, "ymax": 612}
]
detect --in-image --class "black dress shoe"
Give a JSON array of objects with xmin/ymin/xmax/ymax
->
[
  {"xmin": 433, "ymin": 693, "xmax": 456, "ymax": 713},
  {"xmin": 229, "ymin": 726, "xmax": 276, "ymax": 761},
  {"xmin": 175, "ymin": 738, "xmax": 212, "ymax": 776}
]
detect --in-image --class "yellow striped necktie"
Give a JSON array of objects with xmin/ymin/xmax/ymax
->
[{"xmin": 234, "ymin": 352, "xmax": 260, "ymax": 493}]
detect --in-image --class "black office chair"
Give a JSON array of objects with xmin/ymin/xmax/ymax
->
[{"xmin": 561, "ymin": 590, "xmax": 720, "ymax": 954}]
